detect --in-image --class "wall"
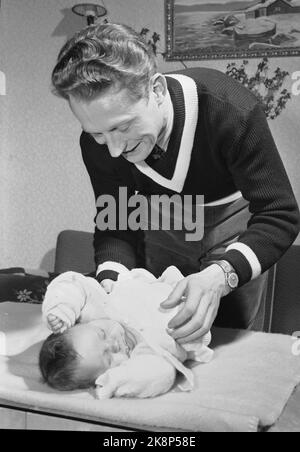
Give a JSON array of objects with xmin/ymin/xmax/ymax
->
[
  {"xmin": 2, "ymin": 0, "xmax": 96, "ymax": 270},
  {"xmin": 1, "ymin": 0, "xmax": 300, "ymax": 271},
  {"xmin": 0, "ymin": 4, "xmax": 8, "ymax": 265}
]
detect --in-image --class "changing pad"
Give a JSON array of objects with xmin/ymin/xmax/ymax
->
[{"xmin": 0, "ymin": 302, "xmax": 299, "ymax": 432}]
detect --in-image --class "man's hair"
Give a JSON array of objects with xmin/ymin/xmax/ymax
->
[
  {"xmin": 51, "ymin": 22, "xmax": 157, "ymax": 102},
  {"xmin": 39, "ymin": 332, "xmax": 93, "ymax": 391}
]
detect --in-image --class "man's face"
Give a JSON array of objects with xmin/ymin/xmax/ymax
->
[
  {"xmin": 69, "ymin": 84, "xmax": 166, "ymax": 163},
  {"xmin": 68, "ymin": 319, "xmax": 135, "ymax": 382}
]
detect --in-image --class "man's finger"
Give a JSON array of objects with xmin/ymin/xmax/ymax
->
[
  {"xmin": 169, "ymin": 294, "xmax": 210, "ymax": 337},
  {"xmin": 167, "ymin": 284, "xmax": 203, "ymax": 329},
  {"xmin": 160, "ymin": 279, "xmax": 187, "ymax": 308},
  {"xmin": 176, "ymin": 304, "xmax": 215, "ymax": 344}
]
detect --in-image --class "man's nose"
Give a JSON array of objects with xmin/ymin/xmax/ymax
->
[{"xmin": 105, "ymin": 133, "xmax": 125, "ymax": 158}]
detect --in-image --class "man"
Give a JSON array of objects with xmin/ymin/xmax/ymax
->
[{"xmin": 51, "ymin": 23, "xmax": 300, "ymax": 344}]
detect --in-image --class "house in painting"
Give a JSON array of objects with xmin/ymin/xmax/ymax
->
[{"xmin": 245, "ymin": 0, "xmax": 300, "ymax": 19}]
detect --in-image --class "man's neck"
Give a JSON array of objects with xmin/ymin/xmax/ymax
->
[{"xmin": 157, "ymin": 90, "xmax": 174, "ymax": 151}]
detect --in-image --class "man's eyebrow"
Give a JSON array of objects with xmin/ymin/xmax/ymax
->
[{"xmin": 83, "ymin": 119, "xmax": 134, "ymax": 135}]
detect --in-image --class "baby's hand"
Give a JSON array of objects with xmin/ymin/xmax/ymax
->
[
  {"xmin": 47, "ymin": 313, "xmax": 68, "ymax": 334},
  {"xmin": 100, "ymin": 279, "xmax": 115, "ymax": 294},
  {"xmin": 45, "ymin": 302, "xmax": 76, "ymax": 332}
]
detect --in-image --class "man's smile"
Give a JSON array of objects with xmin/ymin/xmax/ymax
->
[{"xmin": 123, "ymin": 142, "xmax": 141, "ymax": 155}]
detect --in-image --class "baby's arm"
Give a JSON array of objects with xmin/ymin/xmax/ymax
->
[
  {"xmin": 42, "ymin": 272, "xmax": 90, "ymax": 333},
  {"xmin": 43, "ymin": 272, "xmax": 110, "ymax": 333}
]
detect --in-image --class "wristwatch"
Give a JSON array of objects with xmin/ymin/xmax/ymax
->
[{"xmin": 212, "ymin": 260, "xmax": 239, "ymax": 290}]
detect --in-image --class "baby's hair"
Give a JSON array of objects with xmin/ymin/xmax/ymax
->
[{"xmin": 39, "ymin": 331, "xmax": 93, "ymax": 391}]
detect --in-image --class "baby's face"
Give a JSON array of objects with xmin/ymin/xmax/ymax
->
[{"xmin": 67, "ymin": 319, "xmax": 135, "ymax": 383}]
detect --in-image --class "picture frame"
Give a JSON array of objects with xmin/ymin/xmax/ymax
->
[{"xmin": 165, "ymin": 0, "xmax": 300, "ymax": 61}]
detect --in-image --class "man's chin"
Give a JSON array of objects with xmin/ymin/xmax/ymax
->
[
  {"xmin": 122, "ymin": 149, "xmax": 152, "ymax": 163},
  {"xmin": 123, "ymin": 154, "xmax": 142, "ymax": 163}
]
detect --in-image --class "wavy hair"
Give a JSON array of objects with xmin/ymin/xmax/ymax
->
[{"xmin": 51, "ymin": 22, "xmax": 157, "ymax": 102}]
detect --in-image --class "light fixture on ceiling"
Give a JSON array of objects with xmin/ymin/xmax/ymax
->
[{"xmin": 72, "ymin": 2, "xmax": 107, "ymax": 25}]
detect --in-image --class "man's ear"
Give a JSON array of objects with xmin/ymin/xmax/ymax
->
[{"xmin": 150, "ymin": 73, "xmax": 168, "ymax": 106}]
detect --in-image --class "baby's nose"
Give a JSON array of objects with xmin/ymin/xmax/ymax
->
[{"xmin": 106, "ymin": 339, "xmax": 119, "ymax": 353}]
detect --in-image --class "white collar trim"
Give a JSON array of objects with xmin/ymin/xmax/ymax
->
[{"xmin": 134, "ymin": 74, "xmax": 199, "ymax": 193}]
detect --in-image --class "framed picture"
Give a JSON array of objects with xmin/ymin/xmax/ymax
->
[{"xmin": 165, "ymin": 0, "xmax": 300, "ymax": 60}]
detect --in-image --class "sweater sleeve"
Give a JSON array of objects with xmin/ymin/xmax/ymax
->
[
  {"xmin": 80, "ymin": 132, "xmax": 140, "ymax": 281},
  {"xmin": 219, "ymin": 103, "xmax": 300, "ymax": 286},
  {"xmin": 42, "ymin": 272, "xmax": 87, "ymax": 326}
]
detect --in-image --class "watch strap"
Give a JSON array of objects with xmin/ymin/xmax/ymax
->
[{"xmin": 212, "ymin": 260, "xmax": 239, "ymax": 290}]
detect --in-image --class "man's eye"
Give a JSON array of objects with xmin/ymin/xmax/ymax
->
[
  {"xmin": 92, "ymin": 133, "xmax": 103, "ymax": 138},
  {"xmin": 119, "ymin": 125, "xmax": 130, "ymax": 133}
]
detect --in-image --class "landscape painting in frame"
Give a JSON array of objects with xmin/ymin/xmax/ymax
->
[{"xmin": 165, "ymin": 0, "xmax": 300, "ymax": 60}]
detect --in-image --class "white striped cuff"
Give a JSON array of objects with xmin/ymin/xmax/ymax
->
[
  {"xmin": 225, "ymin": 242, "xmax": 262, "ymax": 280},
  {"xmin": 96, "ymin": 261, "xmax": 130, "ymax": 277}
]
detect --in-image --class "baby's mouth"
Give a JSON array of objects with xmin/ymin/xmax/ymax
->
[{"xmin": 123, "ymin": 328, "xmax": 137, "ymax": 353}]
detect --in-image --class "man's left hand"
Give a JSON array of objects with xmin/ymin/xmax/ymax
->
[{"xmin": 160, "ymin": 264, "xmax": 231, "ymax": 344}]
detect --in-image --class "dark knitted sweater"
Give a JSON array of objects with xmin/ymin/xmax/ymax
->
[{"xmin": 81, "ymin": 67, "xmax": 300, "ymax": 287}]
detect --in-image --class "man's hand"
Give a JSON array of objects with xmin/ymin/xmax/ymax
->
[
  {"xmin": 160, "ymin": 264, "xmax": 231, "ymax": 344},
  {"xmin": 100, "ymin": 279, "xmax": 115, "ymax": 294}
]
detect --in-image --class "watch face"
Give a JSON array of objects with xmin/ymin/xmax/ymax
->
[{"xmin": 228, "ymin": 273, "xmax": 239, "ymax": 288}]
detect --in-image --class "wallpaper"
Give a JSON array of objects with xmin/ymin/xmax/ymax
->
[{"xmin": 1, "ymin": 0, "xmax": 300, "ymax": 271}]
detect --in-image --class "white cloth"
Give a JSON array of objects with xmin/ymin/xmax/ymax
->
[{"xmin": 42, "ymin": 266, "xmax": 213, "ymax": 393}]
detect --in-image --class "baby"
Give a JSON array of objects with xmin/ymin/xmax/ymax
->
[{"xmin": 39, "ymin": 265, "xmax": 213, "ymax": 398}]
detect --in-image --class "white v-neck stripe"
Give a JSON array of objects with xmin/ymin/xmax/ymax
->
[{"xmin": 134, "ymin": 74, "xmax": 199, "ymax": 193}]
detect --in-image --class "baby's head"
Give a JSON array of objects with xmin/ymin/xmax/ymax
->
[{"xmin": 39, "ymin": 319, "xmax": 136, "ymax": 391}]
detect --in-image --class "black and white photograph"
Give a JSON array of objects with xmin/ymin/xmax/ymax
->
[{"xmin": 0, "ymin": 0, "xmax": 300, "ymax": 435}]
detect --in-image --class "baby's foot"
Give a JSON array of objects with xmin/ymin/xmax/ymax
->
[{"xmin": 47, "ymin": 313, "xmax": 68, "ymax": 334}]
